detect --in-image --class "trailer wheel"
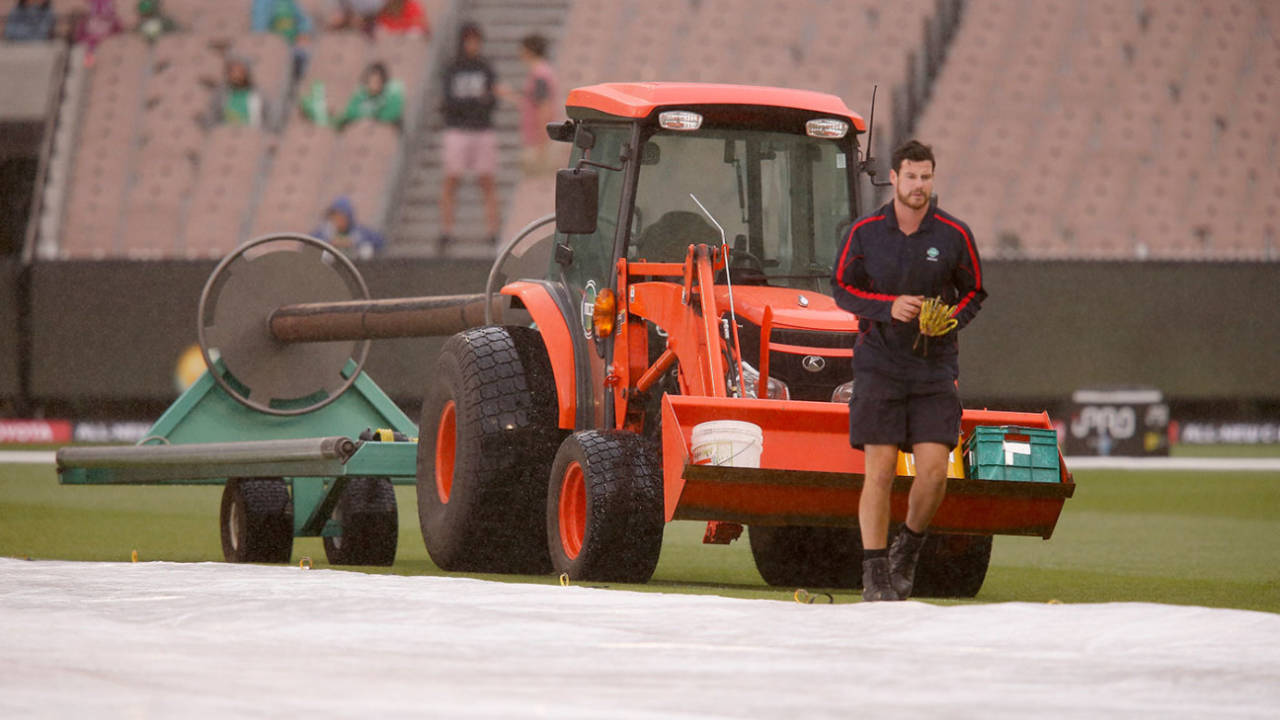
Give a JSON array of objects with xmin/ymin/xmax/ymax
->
[
  {"xmin": 748, "ymin": 526, "xmax": 863, "ymax": 589},
  {"xmin": 323, "ymin": 477, "xmax": 398, "ymax": 566},
  {"xmin": 909, "ymin": 533, "xmax": 993, "ymax": 598},
  {"xmin": 547, "ymin": 431, "xmax": 664, "ymax": 583},
  {"xmin": 417, "ymin": 326, "xmax": 563, "ymax": 573},
  {"xmin": 220, "ymin": 478, "xmax": 293, "ymax": 563}
]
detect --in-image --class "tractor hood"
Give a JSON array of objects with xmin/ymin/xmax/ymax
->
[{"xmin": 714, "ymin": 285, "xmax": 858, "ymax": 333}]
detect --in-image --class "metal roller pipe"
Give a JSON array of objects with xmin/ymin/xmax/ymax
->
[
  {"xmin": 56, "ymin": 437, "xmax": 358, "ymax": 469},
  {"xmin": 267, "ymin": 294, "xmax": 502, "ymax": 343}
]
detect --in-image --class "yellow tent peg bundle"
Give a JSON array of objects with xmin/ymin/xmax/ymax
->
[{"xmin": 918, "ymin": 296, "xmax": 958, "ymax": 337}]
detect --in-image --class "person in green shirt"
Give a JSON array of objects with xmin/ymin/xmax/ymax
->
[
  {"xmin": 203, "ymin": 56, "xmax": 265, "ymax": 128},
  {"xmin": 299, "ymin": 62, "xmax": 404, "ymax": 129},
  {"xmin": 336, "ymin": 62, "xmax": 404, "ymax": 129}
]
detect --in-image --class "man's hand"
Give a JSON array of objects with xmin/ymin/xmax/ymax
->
[{"xmin": 891, "ymin": 295, "xmax": 924, "ymax": 322}]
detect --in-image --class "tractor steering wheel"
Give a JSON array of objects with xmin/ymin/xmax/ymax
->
[{"xmin": 723, "ymin": 248, "xmax": 768, "ymax": 285}]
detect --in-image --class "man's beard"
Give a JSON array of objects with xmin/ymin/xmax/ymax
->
[{"xmin": 897, "ymin": 187, "xmax": 928, "ymax": 210}]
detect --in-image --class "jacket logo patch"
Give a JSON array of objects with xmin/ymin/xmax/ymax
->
[{"xmin": 926, "ymin": 247, "xmax": 940, "ymax": 262}]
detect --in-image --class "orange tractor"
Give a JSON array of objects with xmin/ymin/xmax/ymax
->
[
  {"xmin": 58, "ymin": 82, "xmax": 1070, "ymax": 593},
  {"xmin": 419, "ymin": 82, "xmax": 1073, "ymax": 595}
]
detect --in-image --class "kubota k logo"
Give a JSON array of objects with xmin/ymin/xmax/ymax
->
[{"xmin": 802, "ymin": 355, "xmax": 826, "ymax": 372}]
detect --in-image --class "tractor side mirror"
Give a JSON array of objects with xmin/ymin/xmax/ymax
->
[
  {"xmin": 546, "ymin": 120, "xmax": 575, "ymax": 142},
  {"xmin": 555, "ymin": 168, "xmax": 598, "ymax": 235}
]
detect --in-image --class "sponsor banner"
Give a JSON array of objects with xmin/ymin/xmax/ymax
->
[
  {"xmin": 0, "ymin": 420, "xmax": 154, "ymax": 444},
  {"xmin": 0, "ymin": 419, "xmax": 74, "ymax": 444},
  {"xmin": 1065, "ymin": 387, "xmax": 1170, "ymax": 457},
  {"xmin": 1178, "ymin": 422, "xmax": 1280, "ymax": 445},
  {"xmin": 72, "ymin": 422, "xmax": 153, "ymax": 444}
]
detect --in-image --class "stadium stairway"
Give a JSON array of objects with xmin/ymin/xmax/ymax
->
[{"xmin": 388, "ymin": 0, "xmax": 572, "ymax": 258}]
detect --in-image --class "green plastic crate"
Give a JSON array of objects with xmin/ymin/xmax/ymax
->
[{"xmin": 965, "ymin": 425, "xmax": 1061, "ymax": 483}]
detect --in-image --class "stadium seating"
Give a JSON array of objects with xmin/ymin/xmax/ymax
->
[
  {"xmin": 40, "ymin": 0, "xmax": 1280, "ymax": 260},
  {"xmin": 914, "ymin": 0, "xmax": 1280, "ymax": 258},
  {"xmin": 47, "ymin": 0, "xmax": 431, "ymax": 258},
  {"xmin": 183, "ymin": 124, "xmax": 267, "ymax": 257},
  {"xmin": 61, "ymin": 33, "xmax": 146, "ymax": 258}
]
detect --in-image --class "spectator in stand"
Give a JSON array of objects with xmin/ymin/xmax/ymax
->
[
  {"xmin": 3, "ymin": 0, "xmax": 55, "ymax": 42},
  {"xmin": 336, "ymin": 61, "xmax": 404, "ymax": 128},
  {"xmin": 374, "ymin": 0, "xmax": 429, "ymax": 38},
  {"xmin": 438, "ymin": 22, "xmax": 500, "ymax": 254},
  {"xmin": 75, "ymin": 0, "xmax": 123, "ymax": 66},
  {"xmin": 250, "ymin": 0, "xmax": 314, "ymax": 79},
  {"xmin": 517, "ymin": 33, "xmax": 559, "ymax": 175},
  {"xmin": 313, "ymin": 196, "xmax": 385, "ymax": 259},
  {"xmin": 202, "ymin": 55, "xmax": 266, "ymax": 128},
  {"xmin": 299, "ymin": 62, "xmax": 403, "ymax": 129},
  {"xmin": 134, "ymin": 0, "xmax": 178, "ymax": 44}
]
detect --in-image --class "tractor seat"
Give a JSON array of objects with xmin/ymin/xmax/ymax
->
[{"xmin": 633, "ymin": 211, "xmax": 720, "ymax": 262}]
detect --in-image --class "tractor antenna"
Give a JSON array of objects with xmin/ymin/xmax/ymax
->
[
  {"xmin": 861, "ymin": 84, "xmax": 892, "ymax": 188},
  {"xmin": 690, "ymin": 193, "xmax": 746, "ymax": 397}
]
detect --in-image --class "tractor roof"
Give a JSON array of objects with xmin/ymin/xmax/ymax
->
[{"xmin": 566, "ymin": 82, "xmax": 867, "ymax": 131}]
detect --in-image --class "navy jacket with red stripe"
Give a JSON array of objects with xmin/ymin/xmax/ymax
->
[{"xmin": 831, "ymin": 200, "xmax": 986, "ymax": 381}]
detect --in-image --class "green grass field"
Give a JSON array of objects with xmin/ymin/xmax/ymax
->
[{"xmin": 2, "ymin": 458, "xmax": 1277, "ymax": 612}]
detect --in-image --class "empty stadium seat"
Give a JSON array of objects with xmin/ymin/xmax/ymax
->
[
  {"xmin": 183, "ymin": 124, "xmax": 268, "ymax": 257},
  {"xmin": 319, "ymin": 120, "xmax": 400, "ymax": 234},
  {"xmin": 251, "ymin": 123, "xmax": 339, "ymax": 237}
]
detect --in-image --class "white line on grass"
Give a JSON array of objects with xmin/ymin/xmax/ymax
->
[
  {"xmin": 0, "ymin": 451, "xmax": 56, "ymax": 465},
  {"xmin": 1064, "ymin": 456, "xmax": 1280, "ymax": 472}
]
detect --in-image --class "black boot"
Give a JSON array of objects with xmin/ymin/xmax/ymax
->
[
  {"xmin": 888, "ymin": 528, "xmax": 927, "ymax": 599},
  {"xmin": 861, "ymin": 555, "xmax": 901, "ymax": 601}
]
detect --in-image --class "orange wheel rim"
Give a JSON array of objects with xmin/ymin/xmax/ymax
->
[
  {"xmin": 435, "ymin": 400, "xmax": 456, "ymax": 504},
  {"xmin": 558, "ymin": 461, "xmax": 586, "ymax": 560}
]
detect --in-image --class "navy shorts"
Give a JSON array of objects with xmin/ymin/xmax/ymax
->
[{"xmin": 848, "ymin": 370, "xmax": 962, "ymax": 452}]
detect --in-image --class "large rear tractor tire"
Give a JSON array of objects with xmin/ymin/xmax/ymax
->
[
  {"xmin": 909, "ymin": 533, "xmax": 993, "ymax": 598},
  {"xmin": 323, "ymin": 477, "xmax": 398, "ymax": 566},
  {"xmin": 417, "ymin": 326, "xmax": 564, "ymax": 573},
  {"xmin": 748, "ymin": 526, "xmax": 863, "ymax": 589},
  {"xmin": 547, "ymin": 431, "xmax": 664, "ymax": 583},
  {"xmin": 220, "ymin": 477, "xmax": 294, "ymax": 563}
]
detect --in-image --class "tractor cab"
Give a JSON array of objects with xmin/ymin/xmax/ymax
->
[{"xmin": 551, "ymin": 82, "xmax": 866, "ymax": 293}]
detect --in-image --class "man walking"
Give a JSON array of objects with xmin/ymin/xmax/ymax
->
[{"xmin": 831, "ymin": 140, "xmax": 986, "ymax": 601}]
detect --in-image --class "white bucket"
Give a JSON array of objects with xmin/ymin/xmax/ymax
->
[{"xmin": 691, "ymin": 420, "xmax": 764, "ymax": 468}]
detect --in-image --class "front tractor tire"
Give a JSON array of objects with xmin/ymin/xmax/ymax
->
[
  {"xmin": 547, "ymin": 431, "xmax": 664, "ymax": 583},
  {"xmin": 748, "ymin": 525, "xmax": 863, "ymax": 589},
  {"xmin": 220, "ymin": 477, "xmax": 294, "ymax": 563},
  {"xmin": 417, "ymin": 326, "xmax": 564, "ymax": 574}
]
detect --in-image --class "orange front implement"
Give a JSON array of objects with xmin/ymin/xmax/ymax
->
[{"xmin": 660, "ymin": 395, "xmax": 1075, "ymax": 539}]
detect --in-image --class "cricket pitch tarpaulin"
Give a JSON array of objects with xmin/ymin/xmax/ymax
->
[{"xmin": 1, "ymin": 558, "xmax": 1277, "ymax": 718}]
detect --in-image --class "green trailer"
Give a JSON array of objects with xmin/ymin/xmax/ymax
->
[
  {"xmin": 57, "ymin": 367, "xmax": 418, "ymax": 566},
  {"xmin": 57, "ymin": 233, "xmax": 483, "ymax": 567}
]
